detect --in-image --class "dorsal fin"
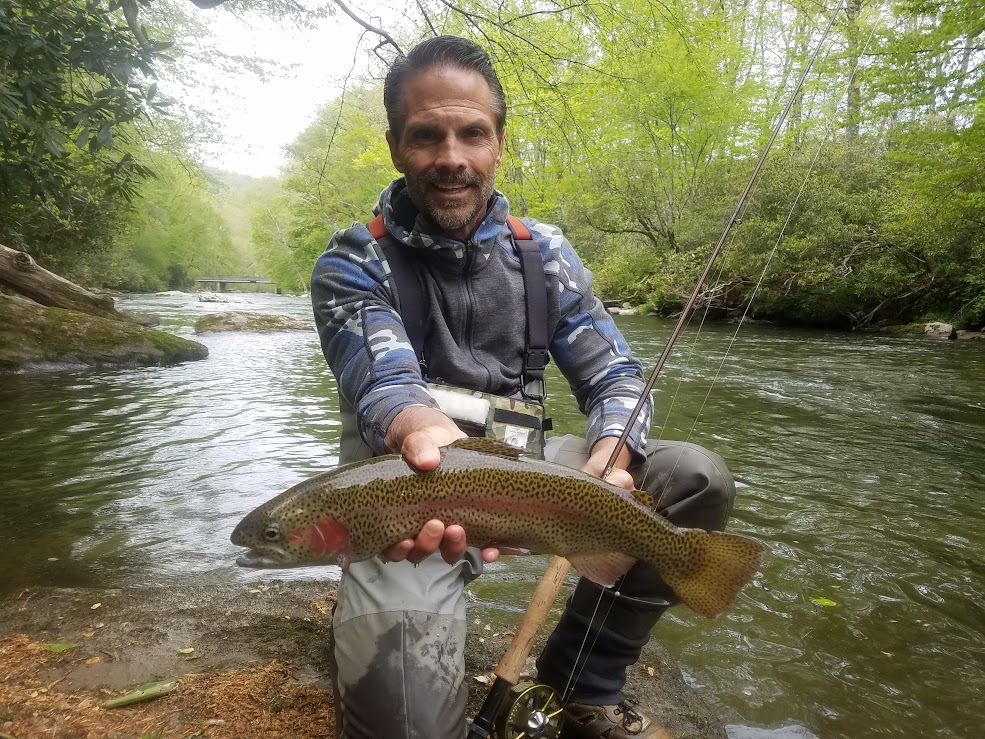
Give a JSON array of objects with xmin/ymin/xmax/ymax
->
[
  {"xmin": 632, "ymin": 490, "xmax": 655, "ymax": 508},
  {"xmin": 449, "ymin": 438, "xmax": 526, "ymax": 458}
]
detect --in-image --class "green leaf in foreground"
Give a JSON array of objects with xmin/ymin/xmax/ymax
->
[
  {"xmin": 104, "ymin": 679, "xmax": 177, "ymax": 708},
  {"xmin": 812, "ymin": 597, "xmax": 838, "ymax": 607},
  {"xmin": 43, "ymin": 642, "xmax": 79, "ymax": 653}
]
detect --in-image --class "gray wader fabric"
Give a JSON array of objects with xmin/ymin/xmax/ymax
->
[{"xmin": 329, "ymin": 433, "xmax": 735, "ymax": 737}]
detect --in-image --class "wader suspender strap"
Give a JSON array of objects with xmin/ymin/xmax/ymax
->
[
  {"xmin": 510, "ymin": 219, "xmax": 550, "ymax": 402},
  {"xmin": 368, "ymin": 215, "xmax": 428, "ymax": 373},
  {"xmin": 367, "ymin": 213, "xmax": 550, "ymax": 401}
]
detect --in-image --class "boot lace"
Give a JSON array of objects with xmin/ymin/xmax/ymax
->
[{"xmin": 613, "ymin": 701, "xmax": 645, "ymax": 734}]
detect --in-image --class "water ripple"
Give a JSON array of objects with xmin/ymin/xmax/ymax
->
[{"xmin": 1, "ymin": 304, "xmax": 983, "ymax": 738}]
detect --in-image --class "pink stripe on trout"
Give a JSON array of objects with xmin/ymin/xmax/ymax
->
[{"xmin": 230, "ymin": 438, "xmax": 762, "ymax": 618}]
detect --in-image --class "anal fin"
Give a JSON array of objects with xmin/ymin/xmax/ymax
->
[{"xmin": 567, "ymin": 552, "xmax": 637, "ymax": 588}]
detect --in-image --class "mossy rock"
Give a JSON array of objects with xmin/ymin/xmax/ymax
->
[
  {"xmin": 0, "ymin": 293, "xmax": 208, "ymax": 371},
  {"xmin": 194, "ymin": 311, "xmax": 312, "ymax": 334}
]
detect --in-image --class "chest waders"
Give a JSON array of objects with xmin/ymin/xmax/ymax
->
[
  {"xmin": 330, "ymin": 215, "xmax": 558, "ymax": 739},
  {"xmin": 329, "ymin": 216, "xmax": 739, "ymax": 739},
  {"xmin": 368, "ymin": 213, "xmax": 553, "ymax": 459}
]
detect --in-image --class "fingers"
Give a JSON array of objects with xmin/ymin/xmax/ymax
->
[
  {"xmin": 580, "ymin": 459, "xmax": 635, "ymax": 490},
  {"xmin": 380, "ymin": 521, "xmax": 473, "ymax": 565},
  {"xmin": 439, "ymin": 524, "xmax": 467, "ymax": 564},
  {"xmin": 380, "ymin": 537, "xmax": 415, "ymax": 562}
]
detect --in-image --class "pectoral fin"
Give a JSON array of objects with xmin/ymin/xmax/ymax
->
[{"xmin": 567, "ymin": 552, "xmax": 637, "ymax": 588}]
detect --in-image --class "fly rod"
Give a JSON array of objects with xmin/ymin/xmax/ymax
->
[{"xmin": 467, "ymin": 4, "xmax": 845, "ymax": 736}]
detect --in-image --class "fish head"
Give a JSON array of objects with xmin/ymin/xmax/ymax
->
[{"xmin": 230, "ymin": 502, "xmax": 351, "ymax": 569}]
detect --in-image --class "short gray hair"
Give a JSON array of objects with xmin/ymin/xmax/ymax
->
[{"xmin": 384, "ymin": 36, "xmax": 506, "ymax": 139}]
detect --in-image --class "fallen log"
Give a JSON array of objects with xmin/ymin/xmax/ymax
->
[{"xmin": 0, "ymin": 243, "xmax": 134, "ymax": 323}]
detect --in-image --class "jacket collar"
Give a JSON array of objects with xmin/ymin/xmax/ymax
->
[{"xmin": 376, "ymin": 177, "xmax": 512, "ymax": 259}]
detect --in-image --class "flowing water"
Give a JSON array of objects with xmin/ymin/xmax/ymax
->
[{"xmin": 1, "ymin": 293, "xmax": 983, "ymax": 738}]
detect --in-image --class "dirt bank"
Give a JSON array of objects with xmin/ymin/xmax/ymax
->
[{"xmin": 0, "ymin": 583, "xmax": 726, "ymax": 738}]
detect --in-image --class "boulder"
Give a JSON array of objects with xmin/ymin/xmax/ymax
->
[
  {"xmin": 924, "ymin": 321, "xmax": 954, "ymax": 335},
  {"xmin": 194, "ymin": 311, "xmax": 312, "ymax": 334},
  {"xmin": 0, "ymin": 293, "xmax": 208, "ymax": 372}
]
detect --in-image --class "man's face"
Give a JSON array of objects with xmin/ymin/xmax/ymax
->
[{"xmin": 386, "ymin": 66, "xmax": 505, "ymax": 241}]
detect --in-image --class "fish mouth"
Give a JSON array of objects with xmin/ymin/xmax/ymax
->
[{"xmin": 235, "ymin": 547, "xmax": 290, "ymax": 569}]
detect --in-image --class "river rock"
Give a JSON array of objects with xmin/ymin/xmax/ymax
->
[
  {"xmin": 0, "ymin": 293, "xmax": 208, "ymax": 371},
  {"xmin": 956, "ymin": 330, "xmax": 985, "ymax": 340},
  {"xmin": 194, "ymin": 311, "xmax": 312, "ymax": 334},
  {"xmin": 924, "ymin": 321, "xmax": 954, "ymax": 335}
]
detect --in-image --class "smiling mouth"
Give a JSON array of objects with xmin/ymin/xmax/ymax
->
[{"xmin": 433, "ymin": 184, "xmax": 471, "ymax": 195}]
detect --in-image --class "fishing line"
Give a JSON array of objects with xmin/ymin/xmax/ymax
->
[
  {"xmin": 600, "ymin": 0, "xmax": 847, "ymax": 482},
  {"xmin": 556, "ymin": 0, "xmax": 850, "ymax": 707},
  {"xmin": 679, "ymin": 15, "xmax": 881, "ymax": 451},
  {"xmin": 639, "ymin": 0, "xmax": 862, "ymax": 493},
  {"xmin": 560, "ymin": 586, "xmax": 618, "ymax": 703}
]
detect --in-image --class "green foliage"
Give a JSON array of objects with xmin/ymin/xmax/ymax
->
[
  {"xmin": 238, "ymin": 0, "xmax": 983, "ymax": 329},
  {"xmin": 251, "ymin": 85, "xmax": 396, "ymax": 292},
  {"xmin": 0, "ymin": 0, "xmax": 166, "ymax": 209},
  {"xmin": 0, "ymin": 0, "xmax": 246, "ymax": 293},
  {"xmin": 57, "ymin": 150, "xmax": 241, "ymax": 292}
]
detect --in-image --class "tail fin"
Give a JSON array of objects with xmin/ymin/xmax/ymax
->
[{"xmin": 660, "ymin": 530, "xmax": 763, "ymax": 618}]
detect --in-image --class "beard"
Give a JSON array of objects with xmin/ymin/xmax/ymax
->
[{"xmin": 404, "ymin": 167, "xmax": 497, "ymax": 236}]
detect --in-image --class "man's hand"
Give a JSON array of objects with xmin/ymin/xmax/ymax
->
[
  {"xmin": 380, "ymin": 406, "xmax": 501, "ymax": 565},
  {"xmin": 581, "ymin": 435, "xmax": 636, "ymax": 490}
]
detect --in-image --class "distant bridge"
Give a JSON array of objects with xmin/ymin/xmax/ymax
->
[{"xmin": 196, "ymin": 276, "xmax": 275, "ymax": 292}]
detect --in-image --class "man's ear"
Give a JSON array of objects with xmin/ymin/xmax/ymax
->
[
  {"xmin": 386, "ymin": 130, "xmax": 405, "ymax": 173},
  {"xmin": 495, "ymin": 127, "xmax": 506, "ymax": 167}
]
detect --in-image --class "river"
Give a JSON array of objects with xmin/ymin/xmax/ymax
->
[{"xmin": 1, "ymin": 292, "xmax": 983, "ymax": 738}]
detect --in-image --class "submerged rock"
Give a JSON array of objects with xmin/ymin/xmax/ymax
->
[
  {"xmin": 0, "ymin": 293, "xmax": 208, "ymax": 372},
  {"xmin": 194, "ymin": 311, "xmax": 312, "ymax": 334}
]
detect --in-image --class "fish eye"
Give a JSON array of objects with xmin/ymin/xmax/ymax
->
[{"xmin": 263, "ymin": 524, "xmax": 281, "ymax": 541}]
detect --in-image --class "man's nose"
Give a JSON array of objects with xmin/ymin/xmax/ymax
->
[{"xmin": 433, "ymin": 135, "xmax": 468, "ymax": 171}]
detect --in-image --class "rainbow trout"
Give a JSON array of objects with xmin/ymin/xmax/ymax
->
[{"xmin": 231, "ymin": 438, "xmax": 762, "ymax": 618}]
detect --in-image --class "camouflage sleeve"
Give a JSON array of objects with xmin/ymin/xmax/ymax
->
[
  {"xmin": 529, "ymin": 221, "xmax": 652, "ymax": 457},
  {"xmin": 310, "ymin": 225, "xmax": 437, "ymax": 455}
]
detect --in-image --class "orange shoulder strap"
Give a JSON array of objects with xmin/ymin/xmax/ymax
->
[
  {"xmin": 507, "ymin": 214, "xmax": 531, "ymax": 241},
  {"xmin": 370, "ymin": 212, "xmax": 530, "ymax": 241},
  {"xmin": 367, "ymin": 213, "xmax": 387, "ymax": 240}
]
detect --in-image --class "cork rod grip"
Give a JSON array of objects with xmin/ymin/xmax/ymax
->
[{"xmin": 494, "ymin": 556, "xmax": 572, "ymax": 684}]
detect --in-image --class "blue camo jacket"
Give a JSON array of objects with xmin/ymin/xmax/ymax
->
[{"xmin": 310, "ymin": 178, "xmax": 652, "ymax": 458}]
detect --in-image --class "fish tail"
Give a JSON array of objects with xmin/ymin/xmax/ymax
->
[{"xmin": 658, "ymin": 530, "xmax": 762, "ymax": 619}]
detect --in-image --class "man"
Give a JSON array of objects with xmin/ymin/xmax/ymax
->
[{"xmin": 310, "ymin": 35, "xmax": 735, "ymax": 739}]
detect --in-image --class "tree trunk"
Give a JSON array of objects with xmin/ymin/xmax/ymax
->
[
  {"xmin": 845, "ymin": 0, "xmax": 863, "ymax": 146},
  {"xmin": 0, "ymin": 244, "xmax": 135, "ymax": 323}
]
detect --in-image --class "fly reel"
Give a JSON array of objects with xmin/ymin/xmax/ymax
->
[{"xmin": 494, "ymin": 681, "xmax": 565, "ymax": 739}]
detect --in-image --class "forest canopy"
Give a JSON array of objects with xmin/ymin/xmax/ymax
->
[
  {"xmin": 249, "ymin": 0, "xmax": 985, "ymax": 329},
  {"xmin": 1, "ymin": 0, "xmax": 982, "ymax": 328}
]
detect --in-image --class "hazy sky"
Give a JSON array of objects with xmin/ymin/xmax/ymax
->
[{"xmin": 185, "ymin": 6, "xmax": 372, "ymax": 178}]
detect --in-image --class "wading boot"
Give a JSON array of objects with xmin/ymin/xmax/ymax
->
[
  {"xmin": 562, "ymin": 700, "xmax": 671, "ymax": 739},
  {"xmin": 536, "ymin": 574, "xmax": 674, "ymax": 739}
]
